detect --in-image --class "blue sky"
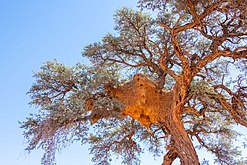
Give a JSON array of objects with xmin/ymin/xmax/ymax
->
[
  {"xmin": 0, "ymin": 0, "xmax": 246, "ymax": 165},
  {"xmin": 0, "ymin": 0, "xmax": 164, "ymax": 164}
]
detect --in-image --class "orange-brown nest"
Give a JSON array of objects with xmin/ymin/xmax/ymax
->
[{"xmin": 107, "ymin": 74, "xmax": 173, "ymax": 129}]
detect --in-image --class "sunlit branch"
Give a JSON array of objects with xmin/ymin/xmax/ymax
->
[
  {"xmin": 159, "ymin": 49, "xmax": 179, "ymax": 80},
  {"xmin": 185, "ymin": 0, "xmax": 201, "ymax": 24},
  {"xmin": 156, "ymin": 22, "xmax": 172, "ymax": 31},
  {"xmin": 170, "ymin": 32, "xmax": 191, "ymax": 79},
  {"xmin": 217, "ymin": 94, "xmax": 247, "ymax": 127},
  {"xmin": 193, "ymin": 48, "xmax": 247, "ymax": 76},
  {"xmin": 182, "ymin": 107, "xmax": 201, "ymax": 117},
  {"xmin": 162, "ymin": 147, "xmax": 178, "ymax": 165},
  {"xmin": 101, "ymin": 55, "xmax": 147, "ymax": 68}
]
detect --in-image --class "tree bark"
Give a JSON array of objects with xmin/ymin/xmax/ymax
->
[
  {"xmin": 162, "ymin": 144, "xmax": 178, "ymax": 165},
  {"xmin": 161, "ymin": 83, "xmax": 200, "ymax": 165},
  {"xmin": 164, "ymin": 114, "xmax": 199, "ymax": 165}
]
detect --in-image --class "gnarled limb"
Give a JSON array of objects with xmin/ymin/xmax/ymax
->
[
  {"xmin": 159, "ymin": 49, "xmax": 179, "ymax": 80},
  {"xmin": 162, "ymin": 113, "xmax": 200, "ymax": 165},
  {"xmin": 162, "ymin": 143, "xmax": 178, "ymax": 165},
  {"xmin": 217, "ymin": 94, "xmax": 247, "ymax": 127},
  {"xmin": 193, "ymin": 48, "xmax": 247, "ymax": 76}
]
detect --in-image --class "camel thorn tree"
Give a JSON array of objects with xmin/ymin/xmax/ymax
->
[{"xmin": 21, "ymin": 0, "xmax": 247, "ymax": 164}]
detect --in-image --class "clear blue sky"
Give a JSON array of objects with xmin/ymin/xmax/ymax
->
[
  {"xmin": 0, "ymin": 0, "xmax": 246, "ymax": 165},
  {"xmin": 0, "ymin": 0, "xmax": 164, "ymax": 164}
]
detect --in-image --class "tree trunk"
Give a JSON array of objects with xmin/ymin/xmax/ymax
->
[
  {"xmin": 161, "ymin": 83, "xmax": 200, "ymax": 165},
  {"xmin": 162, "ymin": 111, "xmax": 200, "ymax": 165}
]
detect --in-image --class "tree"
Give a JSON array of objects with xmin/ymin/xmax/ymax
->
[{"xmin": 21, "ymin": 0, "xmax": 247, "ymax": 164}]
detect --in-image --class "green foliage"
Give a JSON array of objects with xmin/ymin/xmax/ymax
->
[
  {"xmin": 21, "ymin": 60, "xmax": 165, "ymax": 165},
  {"xmin": 21, "ymin": 61, "xmax": 123, "ymax": 164},
  {"xmin": 22, "ymin": 1, "xmax": 247, "ymax": 164},
  {"xmin": 83, "ymin": 8, "xmax": 165, "ymax": 78}
]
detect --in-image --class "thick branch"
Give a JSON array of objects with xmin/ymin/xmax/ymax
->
[
  {"xmin": 162, "ymin": 147, "xmax": 178, "ymax": 165},
  {"xmin": 217, "ymin": 94, "xmax": 247, "ymax": 127},
  {"xmin": 193, "ymin": 48, "xmax": 247, "ymax": 76}
]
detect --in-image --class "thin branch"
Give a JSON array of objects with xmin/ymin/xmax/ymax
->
[
  {"xmin": 182, "ymin": 107, "xmax": 201, "ymax": 117},
  {"xmin": 170, "ymin": 32, "xmax": 191, "ymax": 79},
  {"xmin": 185, "ymin": 0, "xmax": 201, "ymax": 24},
  {"xmin": 156, "ymin": 22, "xmax": 172, "ymax": 31},
  {"xmin": 159, "ymin": 49, "xmax": 179, "ymax": 80}
]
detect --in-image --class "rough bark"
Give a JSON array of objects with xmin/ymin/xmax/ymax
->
[
  {"xmin": 162, "ymin": 114, "xmax": 199, "ymax": 165},
  {"xmin": 162, "ymin": 146, "xmax": 178, "ymax": 165},
  {"xmin": 160, "ymin": 83, "xmax": 199, "ymax": 165}
]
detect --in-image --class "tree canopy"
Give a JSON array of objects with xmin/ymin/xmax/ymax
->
[{"xmin": 21, "ymin": 0, "xmax": 247, "ymax": 164}]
